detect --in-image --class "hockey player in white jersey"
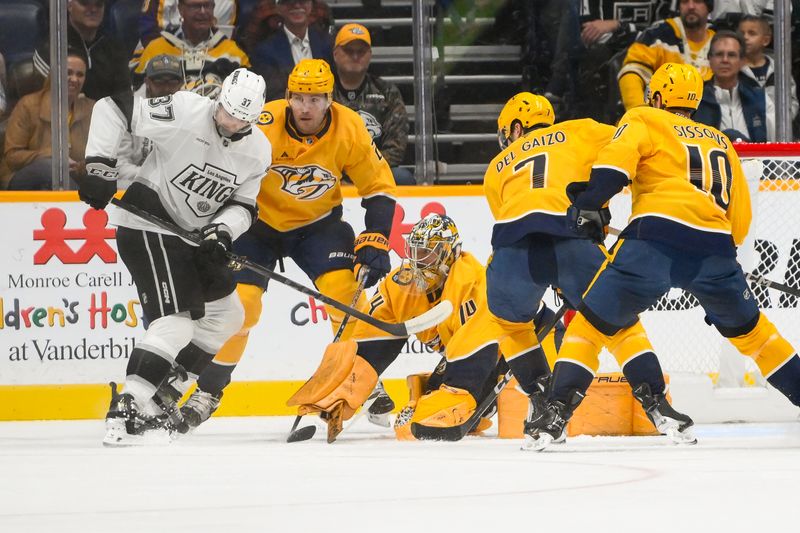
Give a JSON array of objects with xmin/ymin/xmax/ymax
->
[{"xmin": 77, "ymin": 68, "xmax": 271, "ymax": 445}]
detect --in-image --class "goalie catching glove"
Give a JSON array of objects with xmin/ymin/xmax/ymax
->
[
  {"xmin": 566, "ymin": 181, "xmax": 611, "ymax": 244},
  {"xmin": 354, "ymin": 231, "xmax": 390, "ymax": 288},
  {"xmin": 78, "ymin": 156, "xmax": 118, "ymax": 210}
]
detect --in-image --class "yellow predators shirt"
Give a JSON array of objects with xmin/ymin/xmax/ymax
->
[
  {"xmin": 484, "ymin": 119, "xmax": 615, "ymax": 247},
  {"xmin": 255, "ymin": 100, "xmax": 396, "ymax": 231},
  {"xmin": 594, "ymin": 106, "xmax": 751, "ymax": 251},
  {"xmin": 354, "ymin": 252, "xmax": 503, "ymax": 362},
  {"xmin": 618, "ymin": 18, "xmax": 713, "ymax": 110}
]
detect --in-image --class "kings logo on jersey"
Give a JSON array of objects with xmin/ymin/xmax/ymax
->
[
  {"xmin": 170, "ymin": 163, "xmax": 239, "ymax": 217},
  {"xmin": 273, "ymin": 164, "xmax": 337, "ymax": 200}
]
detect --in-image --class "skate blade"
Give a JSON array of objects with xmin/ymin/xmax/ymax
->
[
  {"xmin": 103, "ymin": 424, "xmax": 172, "ymax": 447},
  {"xmin": 666, "ymin": 426, "xmax": 698, "ymax": 445},
  {"xmin": 521, "ymin": 432, "xmax": 554, "ymax": 452},
  {"xmin": 367, "ymin": 412, "xmax": 392, "ymax": 428}
]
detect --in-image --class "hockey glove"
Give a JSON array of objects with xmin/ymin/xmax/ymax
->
[
  {"xmin": 354, "ymin": 231, "xmax": 391, "ymax": 288},
  {"xmin": 196, "ymin": 223, "xmax": 233, "ymax": 266},
  {"xmin": 566, "ymin": 205, "xmax": 611, "ymax": 244},
  {"xmin": 78, "ymin": 157, "xmax": 119, "ymax": 210}
]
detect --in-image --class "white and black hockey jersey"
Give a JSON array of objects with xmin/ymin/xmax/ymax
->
[{"xmin": 85, "ymin": 91, "xmax": 271, "ymax": 239}]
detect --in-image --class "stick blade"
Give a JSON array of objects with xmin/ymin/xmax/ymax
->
[
  {"xmin": 403, "ymin": 299, "xmax": 454, "ymax": 335},
  {"xmin": 286, "ymin": 425, "xmax": 317, "ymax": 443},
  {"xmin": 410, "ymin": 421, "xmax": 471, "ymax": 441}
]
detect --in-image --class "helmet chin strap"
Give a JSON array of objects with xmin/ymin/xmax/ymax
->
[{"xmin": 215, "ymin": 122, "xmax": 252, "ymax": 143}]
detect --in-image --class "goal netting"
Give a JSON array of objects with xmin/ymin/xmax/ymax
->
[{"xmin": 599, "ymin": 142, "xmax": 800, "ymax": 387}]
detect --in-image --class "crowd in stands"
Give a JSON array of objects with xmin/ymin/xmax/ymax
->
[{"xmin": 0, "ymin": 0, "xmax": 798, "ymax": 190}]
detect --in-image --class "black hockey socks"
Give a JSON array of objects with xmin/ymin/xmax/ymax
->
[
  {"xmin": 505, "ymin": 346, "xmax": 551, "ymax": 396},
  {"xmin": 621, "ymin": 351, "xmax": 665, "ymax": 396},
  {"xmin": 196, "ymin": 361, "xmax": 235, "ymax": 396},
  {"xmin": 549, "ymin": 360, "xmax": 593, "ymax": 404},
  {"xmin": 767, "ymin": 354, "xmax": 800, "ymax": 407},
  {"xmin": 126, "ymin": 347, "xmax": 173, "ymax": 392},
  {"xmin": 174, "ymin": 342, "xmax": 216, "ymax": 378}
]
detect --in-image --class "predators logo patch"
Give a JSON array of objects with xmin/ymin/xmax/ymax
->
[
  {"xmin": 257, "ymin": 111, "xmax": 274, "ymax": 125},
  {"xmin": 272, "ymin": 164, "xmax": 337, "ymax": 200}
]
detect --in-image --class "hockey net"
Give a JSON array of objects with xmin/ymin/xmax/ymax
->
[{"xmin": 599, "ymin": 142, "xmax": 800, "ymax": 387}]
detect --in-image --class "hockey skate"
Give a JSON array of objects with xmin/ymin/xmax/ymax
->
[
  {"xmin": 103, "ymin": 383, "xmax": 171, "ymax": 447},
  {"xmin": 366, "ymin": 381, "xmax": 395, "ymax": 428},
  {"xmin": 180, "ymin": 388, "xmax": 222, "ymax": 431},
  {"xmin": 522, "ymin": 389, "xmax": 585, "ymax": 452},
  {"xmin": 152, "ymin": 366, "xmax": 191, "ymax": 438},
  {"xmin": 632, "ymin": 383, "xmax": 697, "ymax": 445}
]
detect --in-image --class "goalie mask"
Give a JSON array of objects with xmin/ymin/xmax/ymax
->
[{"xmin": 400, "ymin": 214, "xmax": 462, "ymax": 291}]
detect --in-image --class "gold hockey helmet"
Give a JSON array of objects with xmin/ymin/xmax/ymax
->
[
  {"xmin": 497, "ymin": 92, "xmax": 554, "ymax": 149},
  {"xmin": 647, "ymin": 63, "xmax": 704, "ymax": 111},
  {"xmin": 286, "ymin": 58, "xmax": 335, "ymax": 97}
]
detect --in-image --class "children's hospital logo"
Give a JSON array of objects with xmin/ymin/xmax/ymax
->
[{"xmin": 33, "ymin": 208, "xmax": 117, "ymax": 265}]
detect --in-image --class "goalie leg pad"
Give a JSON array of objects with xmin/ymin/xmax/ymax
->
[
  {"xmin": 288, "ymin": 343, "xmax": 378, "ymax": 421},
  {"xmin": 394, "ymin": 385, "xmax": 476, "ymax": 441},
  {"xmin": 727, "ymin": 313, "xmax": 796, "ymax": 377}
]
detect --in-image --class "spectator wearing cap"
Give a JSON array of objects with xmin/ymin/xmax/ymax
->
[
  {"xmin": 694, "ymin": 30, "xmax": 772, "ymax": 142},
  {"xmin": 3, "ymin": 48, "xmax": 94, "ymax": 190},
  {"xmin": 250, "ymin": 0, "xmax": 334, "ymax": 101},
  {"xmin": 34, "ymin": 0, "xmax": 131, "ymax": 101},
  {"xmin": 117, "ymin": 55, "xmax": 184, "ymax": 188},
  {"xmin": 332, "ymin": 24, "xmax": 413, "ymax": 185},
  {"xmin": 130, "ymin": 0, "xmax": 250, "ymax": 98}
]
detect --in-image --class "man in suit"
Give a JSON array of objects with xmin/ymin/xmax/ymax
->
[{"xmin": 250, "ymin": 0, "xmax": 333, "ymax": 101}]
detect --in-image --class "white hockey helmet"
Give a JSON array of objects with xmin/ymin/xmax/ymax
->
[{"xmin": 218, "ymin": 68, "xmax": 267, "ymax": 124}]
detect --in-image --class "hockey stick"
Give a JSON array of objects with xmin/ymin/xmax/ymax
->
[
  {"xmin": 109, "ymin": 198, "xmax": 452, "ymax": 337},
  {"xmin": 411, "ymin": 303, "xmax": 568, "ymax": 441},
  {"xmin": 745, "ymin": 273, "xmax": 800, "ymax": 298},
  {"xmin": 286, "ymin": 269, "xmax": 369, "ymax": 443},
  {"xmin": 606, "ymin": 225, "xmax": 799, "ymax": 297}
]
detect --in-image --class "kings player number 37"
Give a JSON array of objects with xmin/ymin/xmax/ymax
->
[{"xmin": 77, "ymin": 68, "xmax": 272, "ymax": 445}]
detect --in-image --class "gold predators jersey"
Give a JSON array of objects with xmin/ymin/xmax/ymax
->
[
  {"xmin": 484, "ymin": 119, "xmax": 615, "ymax": 247},
  {"xmin": 354, "ymin": 252, "xmax": 499, "ymax": 362},
  {"xmin": 595, "ymin": 106, "xmax": 751, "ymax": 247},
  {"xmin": 255, "ymin": 100, "xmax": 396, "ymax": 232},
  {"xmin": 618, "ymin": 18, "xmax": 713, "ymax": 110}
]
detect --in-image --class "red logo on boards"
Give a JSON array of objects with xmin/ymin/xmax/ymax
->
[
  {"xmin": 33, "ymin": 208, "xmax": 117, "ymax": 265},
  {"xmin": 389, "ymin": 202, "xmax": 446, "ymax": 258}
]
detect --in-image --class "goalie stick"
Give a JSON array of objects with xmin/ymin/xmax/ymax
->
[
  {"xmin": 286, "ymin": 269, "xmax": 369, "ymax": 443},
  {"xmin": 109, "ymin": 198, "xmax": 452, "ymax": 337},
  {"xmin": 410, "ymin": 303, "xmax": 568, "ymax": 441}
]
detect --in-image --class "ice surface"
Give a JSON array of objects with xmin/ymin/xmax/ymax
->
[{"xmin": 1, "ymin": 417, "xmax": 798, "ymax": 533}]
